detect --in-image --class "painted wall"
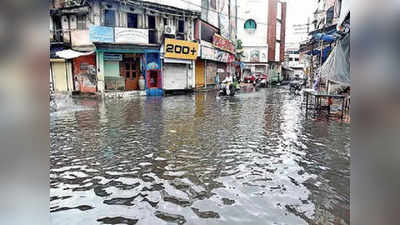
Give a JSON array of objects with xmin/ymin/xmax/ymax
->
[
  {"xmin": 280, "ymin": 2, "xmax": 287, "ymax": 62},
  {"xmin": 237, "ymin": 0, "xmax": 269, "ymax": 46},
  {"xmin": 96, "ymin": 52, "xmax": 105, "ymax": 93},
  {"xmin": 71, "ymin": 30, "xmax": 91, "ymax": 47},
  {"xmin": 73, "ymin": 54, "xmax": 97, "ymax": 93},
  {"xmin": 267, "ymin": 0, "xmax": 277, "ymax": 62}
]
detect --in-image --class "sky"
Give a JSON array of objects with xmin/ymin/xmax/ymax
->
[{"xmin": 284, "ymin": 0, "xmax": 316, "ymax": 49}]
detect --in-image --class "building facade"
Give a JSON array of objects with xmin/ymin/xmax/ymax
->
[
  {"xmin": 237, "ymin": 0, "xmax": 286, "ymax": 82},
  {"xmin": 193, "ymin": 0, "xmax": 237, "ymax": 88},
  {"xmin": 50, "ymin": 0, "xmax": 200, "ymax": 94}
]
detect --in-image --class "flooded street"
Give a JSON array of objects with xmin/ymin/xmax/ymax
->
[{"xmin": 50, "ymin": 88, "xmax": 350, "ymax": 225}]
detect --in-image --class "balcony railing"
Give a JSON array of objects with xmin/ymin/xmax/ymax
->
[{"xmin": 50, "ymin": 30, "xmax": 65, "ymax": 43}]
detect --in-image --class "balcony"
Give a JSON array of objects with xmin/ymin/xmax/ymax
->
[{"xmin": 50, "ymin": 30, "xmax": 66, "ymax": 43}]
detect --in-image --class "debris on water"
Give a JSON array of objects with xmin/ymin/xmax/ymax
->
[
  {"xmin": 154, "ymin": 211, "xmax": 186, "ymax": 225},
  {"xmin": 222, "ymin": 198, "xmax": 235, "ymax": 205},
  {"xmin": 191, "ymin": 207, "xmax": 220, "ymax": 218},
  {"xmin": 97, "ymin": 216, "xmax": 138, "ymax": 225}
]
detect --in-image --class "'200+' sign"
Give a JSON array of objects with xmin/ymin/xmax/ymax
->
[{"xmin": 164, "ymin": 38, "xmax": 199, "ymax": 60}]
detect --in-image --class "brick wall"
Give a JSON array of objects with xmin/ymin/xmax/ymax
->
[
  {"xmin": 267, "ymin": 0, "xmax": 277, "ymax": 62},
  {"xmin": 280, "ymin": 2, "xmax": 287, "ymax": 62}
]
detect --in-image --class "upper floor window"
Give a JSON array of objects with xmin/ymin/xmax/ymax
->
[
  {"xmin": 148, "ymin": 16, "xmax": 156, "ymax": 29},
  {"xmin": 178, "ymin": 20, "xmax": 184, "ymax": 33},
  {"xmin": 127, "ymin": 13, "xmax": 138, "ymax": 28},
  {"xmin": 244, "ymin": 19, "xmax": 256, "ymax": 30},
  {"xmin": 77, "ymin": 15, "xmax": 86, "ymax": 30},
  {"xmin": 104, "ymin": 10, "xmax": 115, "ymax": 27},
  {"xmin": 326, "ymin": 6, "xmax": 334, "ymax": 24}
]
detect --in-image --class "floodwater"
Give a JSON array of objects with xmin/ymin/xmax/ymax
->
[{"xmin": 50, "ymin": 88, "xmax": 350, "ymax": 225}]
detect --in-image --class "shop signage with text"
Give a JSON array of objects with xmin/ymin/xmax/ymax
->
[
  {"xmin": 164, "ymin": 38, "xmax": 199, "ymax": 60},
  {"xmin": 115, "ymin": 28, "xmax": 148, "ymax": 44},
  {"xmin": 89, "ymin": 26, "xmax": 114, "ymax": 43},
  {"xmin": 104, "ymin": 54, "xmax": 122, "ymax": 61},
  {"xmin": 212, "ymin": 34, "xmax": 235, "ymax": 53},
  {"xmin": 200, "ymin": 45, "xmax": 234, "ymax": 63}
]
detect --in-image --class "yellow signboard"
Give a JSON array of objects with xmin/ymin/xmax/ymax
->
[{"xmin": 164, "ymin": 38, "xmax": 199, "ymax": 60}]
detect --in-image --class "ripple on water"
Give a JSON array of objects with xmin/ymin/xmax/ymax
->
[{"xmin": 50, "ymin": 89, "xmax": 350, "ymax": 225}]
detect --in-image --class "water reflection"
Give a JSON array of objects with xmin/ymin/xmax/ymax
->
[{"xmin": 50, "ymin": 89, "xmax": 350, "ymax": 225}]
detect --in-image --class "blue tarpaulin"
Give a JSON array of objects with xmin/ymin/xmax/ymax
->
[
  {"xmin": 313, "ymin": 33, "xmax": 336, "ymax": 42},
  {"xmin": 306, "ymin": 46, "xmax": 332, "ymax": 63}
]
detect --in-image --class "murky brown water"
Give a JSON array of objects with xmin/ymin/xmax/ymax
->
[{"xmin": 50, "ymin": 88, "xmax": 350, "ymax": 225}]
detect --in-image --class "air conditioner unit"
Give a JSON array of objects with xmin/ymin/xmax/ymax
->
[{"xmin": 165, "ymin": 25, "xmax": 176, "ymax": 35}]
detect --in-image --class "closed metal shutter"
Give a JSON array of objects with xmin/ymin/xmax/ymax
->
[{"xmin": 163, "ymin": 63, "xmax": 188, "ymax": 90}]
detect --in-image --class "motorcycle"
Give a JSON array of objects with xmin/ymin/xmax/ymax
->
[
  {"xmin": 218, "ymin": 81, "xmax": 236, "ymax": 96},
  {"xmin": 289, "ymin": 79, "xmax": 303, "ymax": 95}
]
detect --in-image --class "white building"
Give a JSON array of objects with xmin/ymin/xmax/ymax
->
[{"xmin": 237, "ymin": 0, "xmax": 286, "ymax": 81}]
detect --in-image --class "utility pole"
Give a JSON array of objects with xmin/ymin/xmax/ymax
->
[{"xmin": 235, "ymin": 0, "xmax": 238, "ymax": 41}]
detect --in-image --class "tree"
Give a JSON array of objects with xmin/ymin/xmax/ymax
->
[{"xmin": 236, "ymin": 39, "xmax": 244, "ymax": 60}]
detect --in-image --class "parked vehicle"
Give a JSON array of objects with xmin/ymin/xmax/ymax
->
[
  {"xmin": 289, "ymin": 76, "xmax": 304, "ymax": 94},
  {"xmin": 244, "ymin": 73, "xmax": 256, "ymax": 83}
]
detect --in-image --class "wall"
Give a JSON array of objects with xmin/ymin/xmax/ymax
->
[
  {"xmin": 237, "ymin": 0, "xmax": 269, "ymax": 46},
  {"xmin": 267, "ymin": 0, "xmax": 277, "ymax": 62},
  {"xmin": 241, "ymin": 46, "xmax": 268, "ymax": 63},
  {"xmin": 73, "ymin": 54, "xmax": 97, "ymax": 93},
  {"xmin": 280, "ymin": 2, "xmax": 287, "ymax": 62},
  {"xmin": 71, "ymin": 30, "xmax": 92, "ymax": 47}
]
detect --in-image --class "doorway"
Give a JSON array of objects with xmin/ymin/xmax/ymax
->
[{"xmin": 120, "ymin": 54, "xmax": 140, "ymax": 90}]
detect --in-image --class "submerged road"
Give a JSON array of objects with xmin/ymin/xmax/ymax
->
[{"xmin": 50, "ymin": 88, "xmax": 350, "ymax": 225}]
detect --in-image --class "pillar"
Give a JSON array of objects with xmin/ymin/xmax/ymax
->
[{"xmin": 96, "ymin": 51, "xmax": 105, "ymax": 93}]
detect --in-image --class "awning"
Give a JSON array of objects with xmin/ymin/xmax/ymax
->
[
  {"xmin": 306, "ymin": 46, "xmax": 332, "ymax": 63},
  {"xmin": 56, "ymin": 49, "xmax": 94, "ymax": 59},
  {"xmin": 308, "ymin": 24, "xmax": 337, "ymax": 36},
  {"xmin": 313, "ymin": 33, "xmax": 336, "ymax": 42}
]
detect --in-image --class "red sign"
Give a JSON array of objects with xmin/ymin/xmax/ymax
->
[{"xmin": 213, "ymin": 34, "xmax": 235, "ymax": 54}]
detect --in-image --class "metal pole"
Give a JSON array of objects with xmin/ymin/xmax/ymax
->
[
  {"xmin": 319, "ymin": 40, "xmax": 323, "ymax": 91},
  {"xmin": 205, "ymin": 59, "xmax": 207, "ymax": 88}
]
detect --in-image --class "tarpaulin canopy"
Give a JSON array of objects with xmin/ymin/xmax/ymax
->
[
  {"xmin": 306, "ymin": 46, "xmax": 332, "ymax": 63},
  {"xmin": 320, "ymin": 33, "xmax": 350, "ymax": 86},
  {"xmin": 56, "ymin": 49, "xmax": 95, "ymax": 59},
  {"xmin": 313, "ymin": 33, "xmax": 336, "ymax": 42}
]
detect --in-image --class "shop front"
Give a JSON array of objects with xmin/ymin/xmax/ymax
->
[
  {"xmin": 162, "ymin": 38, "xmax": 198, "ymax": 91},
  {"xmin": 195, "ymin": 59, "xmax": 205, "ymax": 88},
  {"xmin": 199, "ymin": 42, "xmax": 234, "ymax": 86},
  {"xmin": 90, "ymin": 26, "xmax": 161, "ymax": 93}
]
